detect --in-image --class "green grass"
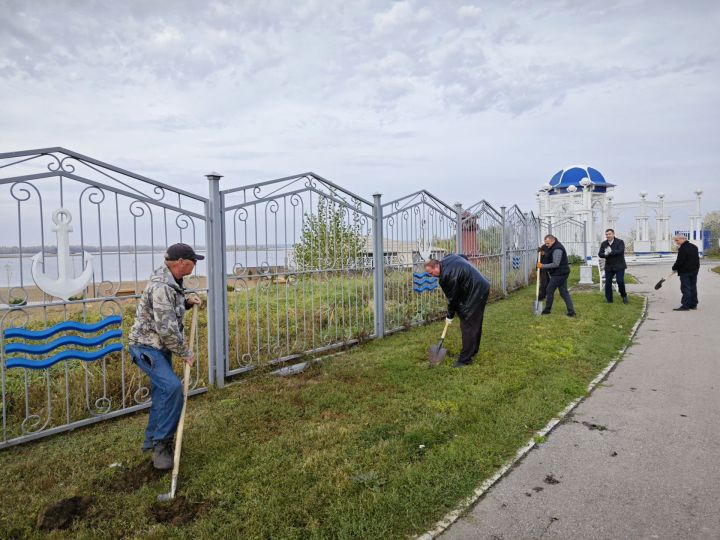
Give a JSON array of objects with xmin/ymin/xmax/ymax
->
[
  {"xmin": 712, "ymin": 266, "xmax": 720, "ymax": 274},
  {"xmin": 0, "ymin": 269, "xmax": 644, "ymax": 539}
]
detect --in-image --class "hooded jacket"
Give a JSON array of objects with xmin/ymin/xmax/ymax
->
[
  {"xmin": 439, "ymin": 254, "xmax": 491, "ymax": 320},
  {"xmin": 128, "ymin": 265, "xmax": 191, "ymax": 357}
]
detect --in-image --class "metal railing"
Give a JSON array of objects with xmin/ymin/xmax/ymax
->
[{"xmin": 1, "ymin": 148, "xmax": 541, "ymax": 447}]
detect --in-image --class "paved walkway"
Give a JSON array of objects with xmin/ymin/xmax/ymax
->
[{"xmin": 442, "ymin": 262, "xmax": 720, "ymax": 540}]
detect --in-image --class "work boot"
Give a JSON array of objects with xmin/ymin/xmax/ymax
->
[
  {"xmin": 541, "ymin": 309, "xmax": 551, "ymax": 315},
  {"xmin": 152, "ymin": 441, "xmax": 174, "ymax": 470},
  {"xmin": 451, "ymin": 360, "xmax": 471, "ymax": 368},
  {"xmin": 622, "ymin": 296, "xmax": 629, "ymax": 304}
]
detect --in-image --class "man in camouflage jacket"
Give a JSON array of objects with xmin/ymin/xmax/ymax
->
[{"xmin": 128, "ymin": 243, "xmax": 203, "ymax": 469}]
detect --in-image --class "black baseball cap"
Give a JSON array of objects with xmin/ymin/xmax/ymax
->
[{"xmin": 165, "ymin": 243, "xmax": 205, "ymax": 262}]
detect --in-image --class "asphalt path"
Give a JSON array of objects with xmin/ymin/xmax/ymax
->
[{"xmin": 441, "ymin": 262, "xmax": 720, "ymax": 540}]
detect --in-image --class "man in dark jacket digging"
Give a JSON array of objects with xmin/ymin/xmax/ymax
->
[
  {"xmin": 671, "ymin": 234, "xmax": 700, "ymax": 311},
  {"xmin": 424, "ymin": 254, "xmax": 491, "ymax": 368},
  {"xmin": 597, "ymin": 228, "xmax": 628, "ymax": 304},
  {"xmin": 537, "ymin": 234, "xmax": 576, "ymax": 317}
]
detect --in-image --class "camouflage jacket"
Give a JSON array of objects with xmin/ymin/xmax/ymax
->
[{"xmin": 128, "ymin": 265, "xmax": 191, "ymax": 357}]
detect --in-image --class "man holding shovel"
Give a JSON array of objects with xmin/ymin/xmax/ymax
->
[
  {"xmin": 671, "ymin": 234, "xmax": 700, "ymax": 311},
  {"xmin": 537, "ymin": 234, "xmax": 576, "ymax": 317},
  {"xmin": 128, "ymin": 243, "xmax": 203, "ymax": 470},
  {"xmin": 424, "ymin": 254, "xmax": 491, "ymax": 368}
]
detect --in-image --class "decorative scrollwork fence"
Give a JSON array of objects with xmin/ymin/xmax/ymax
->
[{"xmin": 1, "ymin": 148, "xmax": 540, "ymax": 449}]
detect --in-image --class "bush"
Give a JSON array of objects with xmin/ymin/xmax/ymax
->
[{"xmin": 568, "ymin": 254, "xmax": 584, "ymax": 265}]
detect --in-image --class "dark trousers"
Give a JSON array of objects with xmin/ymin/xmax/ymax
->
[
  {"xmin": 457, "ymin": 290, "xmax": 490, "ymax": 365},
  {"xmin": 545, "ymin": 274, "xmax": 575, "ymax": 315},
  {"xmin": 538, "ymin": 270, "xmax": 549, "ymax": 301},
  {"xmin": 679, "ymin": 272, "xmax": 698, "ymax": 308},
  {"xmin": 604, "ymin": 268, "xmax": 627, "ymax": 302}
]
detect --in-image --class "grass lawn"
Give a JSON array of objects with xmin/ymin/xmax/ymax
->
[
  {"xmin": 0, "ymin": 267, "xmax": 644, "ymax": 539},
  {"xmin": 712, "ymin": 265, "xmax": 720, "ymax": 274}
]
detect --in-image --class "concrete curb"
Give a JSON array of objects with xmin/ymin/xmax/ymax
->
[{"xmin": 417, "ymin": 295, "xmax": 649, "ymax": 540}]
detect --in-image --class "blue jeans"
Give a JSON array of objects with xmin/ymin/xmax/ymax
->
[
  {"xmin": 679, "ymin": 272, "xmax": 698, "ymax": 309},
  {"xmin": 129, "ymin": 344, "xmax": 183, "ymax": 446},
  {"xmin": 604, "ymin": 268, "xmax": 627, "ymax": 302}
]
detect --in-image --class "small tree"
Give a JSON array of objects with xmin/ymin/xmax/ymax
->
[
  {"xmin": 704, "ymin": 210, "xmax": 720, "ymax": 254},
  {"xmin": 293, "ymin": 194, "xmax": 363, "ymax": 271}
]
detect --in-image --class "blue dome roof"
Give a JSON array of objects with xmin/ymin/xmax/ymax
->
[{"xmin": 547, "ymin": 165, "xmax": 614, "ymax": 194}]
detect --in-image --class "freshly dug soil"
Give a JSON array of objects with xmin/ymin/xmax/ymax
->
[
  {"xmin": 150, "ymin": 496, "xmax": 208, "ymax": 526},
  {"xmin": 100, "ymin": 460, "xmax": 167, "ymax": 492},
  {"xmin": 37, "ymin": 496, "xmax": 93, "ymax": 531}
]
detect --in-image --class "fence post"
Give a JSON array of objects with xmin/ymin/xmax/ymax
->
[
  {"xmin": 206, "ymin": 172, "xmax": 228, "ymax": 388},
  {"xmin": 583, "ymin": 220, "xmax": 588, "ymax": 261},
  {"xmin": 454, "ymin": 203, "xmax": 463, "ymax": 255},
  {"xmin": 500, "ymin": 205, "xmax": 508, "ymax": 296},
  {"xmin": 372, "ymin": 193, "xmax": 385, "ymax": 339},
  {"xmin": 523, "ymin": 212, "xmax": 529, "ymax": 287}
]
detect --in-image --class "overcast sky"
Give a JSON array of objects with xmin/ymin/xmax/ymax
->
[{"xmin": 1, "ymin": 0, "xmax": 718, "ymax": 216}]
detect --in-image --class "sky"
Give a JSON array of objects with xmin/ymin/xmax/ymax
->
[{"xmin": 1, "ymin": 0, "xmax": 719, "ymax": 216}]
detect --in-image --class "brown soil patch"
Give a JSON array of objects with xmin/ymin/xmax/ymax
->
[
  {"xmin": 37, "ymin": 495, "xmax": 94, "ymax": 531},
  {"xmin": 151, "ymin": 496, "xmax": 208, "ymax": 526},
  {"xmin": 100, "ymin": 460, "xmax": 167, "ymax": 492}
]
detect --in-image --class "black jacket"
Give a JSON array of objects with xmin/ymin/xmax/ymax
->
[
  {"xmin": 543, "ymin": 240, "xmax": 570, "ymax": 277},
  {"xmin": 672, "ymin": 241, "xmax": 700, "ymax": 274},
  {"xmin": 439, "ymin": 254, "xmax": 491, "ymax": 320},
  {"xmin": 598, "ymin": 238, "xmax": 627, "ymax": 271}
]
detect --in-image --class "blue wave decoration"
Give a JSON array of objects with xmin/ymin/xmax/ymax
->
[
  {"xmin": 5, "ymin": 330, "xmax": 123, "ymax": 355},
  {"xmin": 6, "ymin": 343, "xmax": 123, "ymax": 370},
  {"xmin": 413, "ymin": 283, "xmax": 439, "ymax": 293},
  {"xmin": 4, "ymin": 316, "xmax": 121, "ymax": 340},
  {"xmin": 413, "ymin": 272, "xmax": 432, "ymax": 278}
]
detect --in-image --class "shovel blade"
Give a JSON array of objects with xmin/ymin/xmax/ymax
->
[
  {"xmin": 654, "ymin": 279, "xmax": 664, "ymax": 290},
  {"xmin": 428, "ymin": 345, "xmax": 447, "ymax": 366}
]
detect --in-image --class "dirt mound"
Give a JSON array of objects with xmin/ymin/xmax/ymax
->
[
  {"xmin": 37, "ymin": 496, "xmax": 94, "ymax": 531},
  {"xmin": 151, "ymin": 496, "xmax": 208, "ymax": 526}
]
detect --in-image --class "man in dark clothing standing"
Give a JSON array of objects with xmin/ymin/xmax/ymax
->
[
  {"xmin": 598, "ymin": 228, "xmax": 629, "ymax": 304},
  {"xmin": 424, "ymin": 254, "xmax": 491, "ymax": 368},
  {"xmin": 671, "ymin": 234, "xmax": 700, "ymax": 311},
  {"xmin": 537, "ymin": 244, "xmax": 552, "ymax": 303},
  {"xmin": 537, "ymin": 234, "xmax": 576, "ymax": 317}
]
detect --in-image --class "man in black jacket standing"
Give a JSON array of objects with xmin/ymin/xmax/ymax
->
[
  {"xmin": 537, "ymin": 234, "xmax": 576, "ymax": 317},
  {"xmin": 671, "ymin": 234, "xmax": 700, "ymax": 311},
  {"xmin": 598, "ymin": 229, "xmax": 628, "ymax": 304},
  {"xmin": 424, "ymin": 254, "xmax": 491, "ymax": 367}
]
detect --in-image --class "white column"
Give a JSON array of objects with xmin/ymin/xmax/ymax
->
[
  {"xmin": 691, "ymin": 189, "xmax": 703, "ymax": 254},
  {"xmin": 655, "ymin": 193, "xmax": 671, "ymax": 253},
  {"xmin": 635, "ymin": 191, "xmax": 652, "ymax": 254}
]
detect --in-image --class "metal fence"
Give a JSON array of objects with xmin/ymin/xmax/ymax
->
[
  {"xmin": 0, "ymin": 148, "xmax": 540, "ymax": 449},
  {"xmin": 551, "ymin": 217, "xmax": 588, "ymax": 260},
  {"xmin": 0, "ymin": 148, "xmax": 210, "ymax": 450}
]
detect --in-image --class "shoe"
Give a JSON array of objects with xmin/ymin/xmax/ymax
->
[
  {"xmin": 673, "ymin": 307, "xmax": 690, "ymax": 311},
  {"xmin": 567, "ymin": 312, "xmax": 576, "ymax": 317},
  {"xmin": 622, "ymin": 296, "xmax": 629, "ymax": 304},
  {"xmin": 152, "ymin": 441, "xmax": 174, "ymax": 470},
  {"xmin": 690, "ymin": 306, "xmax": 697, "ymax": 310},
  {"xmin": 606, "ymin": 300, "xmax": 613, "ymax": 304},
  {"xmin": 451, "ymin": 360, "xmax": 471, "ymax": 368},
  {"xmin": 541, "ymin": 309, "xmax": 551, "ymax": 315},
  {"xmin": 141, "ymin": 441, "xmax": 153, "ymax": 453}
]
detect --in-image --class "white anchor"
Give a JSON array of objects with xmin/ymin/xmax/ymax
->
[
  {"xmin": 31, "ymin": 209, "xmax": 93, "ymax": 301},
  {"xmin": 418, "ymin": 218, "xmax": 433, "ymax": 261}
]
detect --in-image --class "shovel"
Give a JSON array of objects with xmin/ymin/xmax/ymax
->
[
  {"xmin": 534, "ymin": 252, "xmax": 543, "ymax": 316},
  {"xmin": 654, "ymin": 271, "xmax": 676, "ymax": 290},
  {"xmin": 429, "ymin": 318, "xmax": 451, "ymax": 366},
  {"xmin": 158, "ymin": 304, "xmax": 198, "ymax": 502}
]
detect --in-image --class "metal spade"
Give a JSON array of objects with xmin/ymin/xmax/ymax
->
[
  {"xmin": 654, "ymin": 271, "xmax": 676, "ymax": 290},
  {"xmin": 429, "ymin": 318, "xmax": 451, "ymax": 366}
]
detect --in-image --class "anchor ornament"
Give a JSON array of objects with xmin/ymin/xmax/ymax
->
[
  {"xmin": 418, "ymin": 218, "xmax": 432, "ymax": 261},
  {"xmin": 31, "ymin": 209, "xmax": 93, "ymax": 301}
]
